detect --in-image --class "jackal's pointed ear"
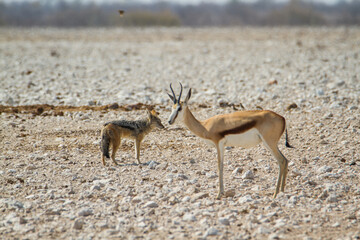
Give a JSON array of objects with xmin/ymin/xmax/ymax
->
[
  {"xmin": 151, "ymin": 109, "xmax": 158, "ymax": 116},
  {"xmin": 184, "ymin": 88, "xmax": 192, "ymax": 104},
  {"xmin": 146, "ymin": 109, "xmax": 152, "ymax": 117}
]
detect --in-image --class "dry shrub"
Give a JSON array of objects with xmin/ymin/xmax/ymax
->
[
  {"xmin": 265, "ymin": 0, "xmax": 326, "ymax": 26},
  {"xmin": 119, "ymin": 10, "xmax": 181, "ymax": 27}
]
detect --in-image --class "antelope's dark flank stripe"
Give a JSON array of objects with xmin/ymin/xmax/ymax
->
[{"xmin": 219, "ymin": 120, "xmax": 257, "ymax": 138}]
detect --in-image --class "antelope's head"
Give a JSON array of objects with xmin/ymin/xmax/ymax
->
[
  {"xmin": 147, "ymin": 109, "xmax": 165, "ymax": 129},
  {"xmin": 167, "ymin": 82, "xmax": 191, "ymax": 125}
]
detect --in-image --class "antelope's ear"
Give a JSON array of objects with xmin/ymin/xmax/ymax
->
[
  {"xmin": 167, "ymin": 93, "xmax": 175, "ymax": 103},
  {"xmin": 184, "ymin": 88, "xmax": 192, "ymax": 104}
]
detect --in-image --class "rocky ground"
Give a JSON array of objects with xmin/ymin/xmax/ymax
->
[{"xmin": 0, "ymin": 27, "xmax": 359, "ymax": 239}]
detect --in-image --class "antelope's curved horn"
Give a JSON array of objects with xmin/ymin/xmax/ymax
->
[
  {"xmin": 178, "ymin": 82, "xmax": 183, "ymax": 103},
  {"xmin": 170, "ymin": 83, "xmax": 176, "ymax": 103}
]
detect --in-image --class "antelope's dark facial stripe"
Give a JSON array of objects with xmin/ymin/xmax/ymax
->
[
  {"xmin": 172, "ymin": 105, "xmax": 182, "ymax": 119},
  {"xmin": 168, "ymin": 104, "xmax": 182, "ymax": 124}
]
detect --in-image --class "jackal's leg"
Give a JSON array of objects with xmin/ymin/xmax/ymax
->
[
  {"xmin": 102, "ymin": 155, "xmax": 106, "ymax": 166},
  {"xmin": 111, "ymin": 137, "xmax": 121, "ymax": 165},
  {"xmin": 135, "ymin": 139, "xmax": 141, "ymax": 164}
]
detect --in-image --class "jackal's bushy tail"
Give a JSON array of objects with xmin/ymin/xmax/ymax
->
[{"xmin": 101, "ymin": 129, "xmax": 110, "ymax": 158}]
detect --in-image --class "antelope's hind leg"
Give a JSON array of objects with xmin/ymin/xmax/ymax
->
[
  {"xmin": 279, "ymin": 150, "xmax": 289, "ymax": 192},
  {"xmin": 271, "ymin": 147, "xmax": 289, "ymax": 198}
]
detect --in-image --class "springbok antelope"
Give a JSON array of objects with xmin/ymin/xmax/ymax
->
[{"xmin": 167, "ymin": 83, "xmax": 293, "ymax": 199}]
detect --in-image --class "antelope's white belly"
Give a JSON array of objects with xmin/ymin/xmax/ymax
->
[{"xmin": 223, "ymin": 128, "xmax": 261, "ymax": 148}]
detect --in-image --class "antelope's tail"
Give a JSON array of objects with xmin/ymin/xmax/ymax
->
[{"xmin": 285, "ymin": 128, "xmax": 294, "ymax": 148}]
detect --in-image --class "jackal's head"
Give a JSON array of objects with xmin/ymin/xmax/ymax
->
[
  {"xmin": 167, "ymin": 82, "xmax": 191, "ymax": 125},
  {"xmin": 147, "ymin": 109, "xmax": 165, "ymax": 129}
]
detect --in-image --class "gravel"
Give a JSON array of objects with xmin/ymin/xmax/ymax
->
[{"xmin": 1, "ymin": 27, "xmax": 359, "ymax": 239}]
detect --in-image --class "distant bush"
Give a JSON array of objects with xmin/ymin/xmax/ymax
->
[
  {"xmin": 265, "ymin": 0, "xmax": 326, "ymax": 25},
  {"xmin": 117, "ymin": 10, "xmax": 181, "ymax": 27}
]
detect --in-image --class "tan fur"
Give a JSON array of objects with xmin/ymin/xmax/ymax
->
[
  {"xmin": 200, "ymin": 110, "xmax": 286, "ymax": 143},
  {"xmin": 100, "ymin": 110, "xmax": 164, "ymax": 166}
]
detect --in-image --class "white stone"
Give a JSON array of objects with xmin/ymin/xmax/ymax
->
[
  {"xmin": 242, "ymin": 170, "xmax": 254, "ymax": 179},
  {"xmin": 257, "ymin": 226, "xmax": 271, "ymax": 234},
  {"xmin": 232, "ymin": 167, "xmax": 243, "ymax": 175},
  {"xmin": 239, "ymin": 195, "xmax": 253, "ymax": 204},
  {"xmin": 144, "ymin": 201, "xmax": 158, "ymax": 208},
  {"xmin": 183, "ymin": 213, "xmax": 196, "ymax": 222},
  {"xmin": 218, "ymin": 217, "xmax": 230, "ymax": 226},
  {"xmin": 204, "ymin": 227, "xmax": 219, "ymax": 237},
  {"xmin": 317, "ymin": 166, "xmax": 333, "ymax": 174},
  {"xmin": 148, "ymin": 160, "xmax": 158, "ymax": 169},
  {"xmin": 274, "ymin": 219, "xmax": 287, "ymax": 228},
  {"xmin": 73, "ymin": 219, "xmax": 84, "ymax": 230},
  {"xmin": 78, "ymin": 208, "xmax": 94, "ymax": 217},
  {"xmin": 327, "ymin": 194, "xmax": 338, "ymax": 203}
]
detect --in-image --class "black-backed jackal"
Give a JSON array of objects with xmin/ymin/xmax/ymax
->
[{"xmin": 100, "ymin": 109, "xmax": 164, "ymax": 166}]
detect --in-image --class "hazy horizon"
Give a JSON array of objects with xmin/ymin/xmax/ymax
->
[{"xmin": 1, "ymin": 0, "xmax": 352, "ymax": 5}]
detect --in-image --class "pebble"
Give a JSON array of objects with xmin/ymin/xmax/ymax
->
[
  {"xmin": 204, "ymin": 227, "xmax": 219, "ymax": 237},
  {"xmin": 274, "ymin": 219, "xmax": 287, "ymax": 228},
  {"xmin": 316, "ymin": 88, "xmax": 325, "ymax": 96},
  {"xmin": 318, "ymin": 190, "xmax": 329, "ymax": 200},
  {"xmin": 183, "ymin": 213, "xmax": 197, "ymax": 222},
  {"xmin": 232, "ymin": 167, "xmax": 243, "ymax": 175},
  {"xmin": 218, "ymin": 217, "xmax": 230, "ymax": 226},
  {"xmin": 5, "ymin": 212, "xmax": 17, "ymax": 224},
  {"xmin": 332, "ymin": 222, "xmax": 340, "ymax": 227},
  {"xmin": 73, "ymin": 219, "xmax": 84, "ymax": 230},
  {"xmin": 288, "ymin": 196, "xmax": 299, "ymax": 204},
  {"xmin": 182, "ymin": 196, "xmax": 191, "ymax": 203},
  {"xmin": 91, "ymin": 185, "xmax": 101, "ymax": 191},
  {"xmin": 78, "ymin": 208, "xmax": 94, "ymax": 217},
  {"xmin": 317, "ymin": 166, "xmax": 333, "ymax": 174},
  {"xmin": 168, "ymin": 196, "xmax": 179, "ymax": 205},
  {"xmin": 144, "ymin": 201, "xmax": 158, "ymax": 208},
  {"xmin": 191, "ymin": 192, "xmax": 209, "ymax": 202},
  {"xmin": 239, "ymin": 195, "xmax": 253, "ymax": 204},
  {"xmin": 327, "ymin": 194, "xmax": 339, "ymax": 203},
  {"xmin": 177, "ymin": 174, "xmax": 189, "ymax": 180},
  {"xmin": 148, "ymin": 160, "xmax": 158, "ymax": 169},
  {"xmin": 242, "ymin": 170, "xmax": 254, "ymax": 179},
  {"xmin": 132, "ymin": 196, "xmax": 142, "ymax": 204},
  {"xmin": 224, "ymin": 189, "xmax": 236, "ymax": 198},
  {"xmin": 257, "ymin": 226, "xmax": 271, "ymax": 234}
]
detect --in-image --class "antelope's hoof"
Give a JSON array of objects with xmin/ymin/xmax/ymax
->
[{"xmin": 216, "ymin": 192, "xmax": 224, "ymax": 200}]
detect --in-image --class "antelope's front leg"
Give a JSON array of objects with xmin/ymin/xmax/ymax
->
[
  {"xmin": 135, "ymin": 139, "xmax": 141, "ymax": 164},
  {"xmin": 216, "ymin": 144, "xmax": 225, "ymax": 199}
]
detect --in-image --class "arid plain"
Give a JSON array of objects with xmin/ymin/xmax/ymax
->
[{"xmin": 1, "ymin": 27, "xmax": 359, "ymax": 239}]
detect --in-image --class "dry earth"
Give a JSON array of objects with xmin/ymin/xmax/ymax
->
[{"xmin": 0, "ymin": 27, "xmax": 360, "ymax": 239}]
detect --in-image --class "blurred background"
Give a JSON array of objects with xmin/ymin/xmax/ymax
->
[{"xmin": 0, "ymin": 0, "xmax": 359, "ymax": 27}]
